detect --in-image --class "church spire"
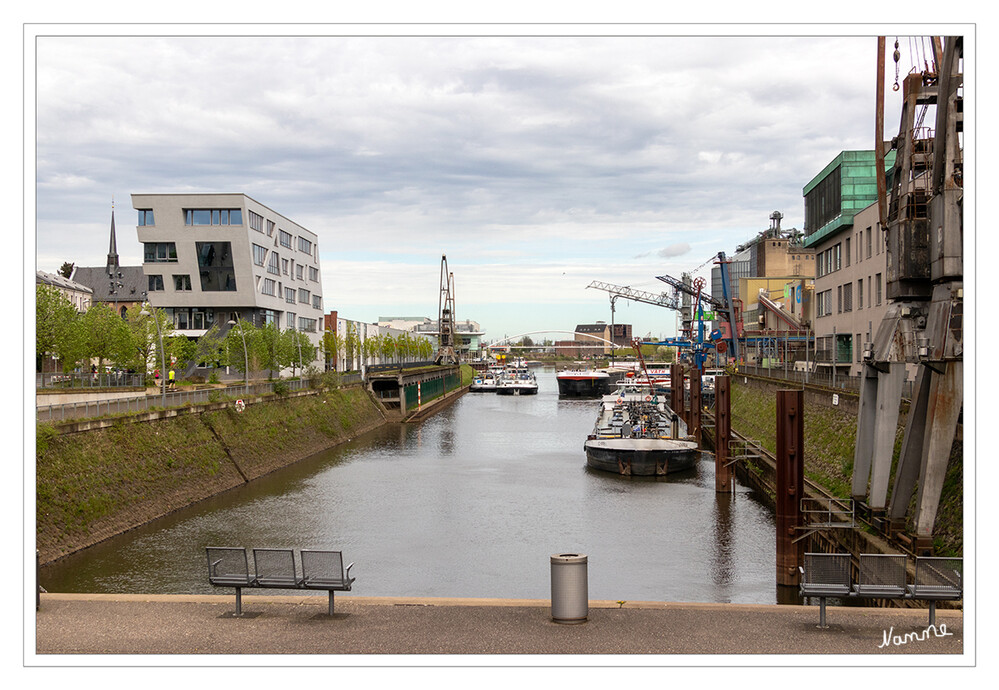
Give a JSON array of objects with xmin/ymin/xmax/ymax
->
[{"xmin": 106, "ymin": 199, "xmax": 119, "ymax": 276}]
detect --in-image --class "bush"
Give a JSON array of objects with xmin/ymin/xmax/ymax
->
[{"xmin": 272, "ymin": 380, "xmax": 290, "ymax": 396}]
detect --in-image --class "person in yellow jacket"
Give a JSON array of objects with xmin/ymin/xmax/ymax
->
[{"xmin": 168, "ymin": 368, "xmax": 176, "ymax": 390}]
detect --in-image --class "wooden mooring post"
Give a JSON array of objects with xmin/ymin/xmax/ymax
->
[
  {"xmin": 670, "ymin": 363, "xmax": 684, "ymax": 426},
  {"xmin": 776, "ymin": 389, "xmax": 804, "ymax": 588}
]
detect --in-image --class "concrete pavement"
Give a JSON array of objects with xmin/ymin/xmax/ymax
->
[{"xmin": 32, "ymin": 593, "xmax": 968, "ymax": 659}]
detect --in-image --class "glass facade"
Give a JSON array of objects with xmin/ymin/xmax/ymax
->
[{"xmin": 196, "ymin": 241, "xmax": 236, "ymax": 291}]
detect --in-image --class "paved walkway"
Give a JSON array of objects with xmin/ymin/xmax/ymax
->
[{"xmin": 33, "ymin": 593, "xmax": 967, "ymax": 658}]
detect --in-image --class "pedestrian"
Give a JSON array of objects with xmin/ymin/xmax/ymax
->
[{"xmin": 168, "ymin": 367, "xmax": 176, "ymax": 390}]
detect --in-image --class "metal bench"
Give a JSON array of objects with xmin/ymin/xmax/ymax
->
[
  {"xmin": 206, "ymin": 547, "xmax": 255, "ymax": 616},
  {"xmin": 798, "ymin": 552, "xmax": 852, "ymax": 628},
  {"xmin": 206, "ymin": 546, "xmax": 354, "ymax": 617},
  {"xmin": 908, "ymin": 557, "xmax": 963, "ymax": 626},
  {"xmin": 302, "ymin": 549, "xmax": 356, "ymax": 616},
  {"xmin": 853, "ymin": 553, "xmax": 908, "ymax": 600}
]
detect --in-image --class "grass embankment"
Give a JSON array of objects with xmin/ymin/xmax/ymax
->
[
  {"xmin": 36, "ymin": 387, "xmax": 385, "ymax": 564},
  {"xmin": 729, "ymin": 379, "xmax": 962, "ymax": 556}
]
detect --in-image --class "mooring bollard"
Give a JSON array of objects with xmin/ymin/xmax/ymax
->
[{"xmin": 550, "ymin": 553, "xmax": 588, "ymax": 624}]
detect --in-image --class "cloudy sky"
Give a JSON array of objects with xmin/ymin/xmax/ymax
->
[{"xmin": 30, "ymin": 25, "xmax": 954, "ymax": 341}]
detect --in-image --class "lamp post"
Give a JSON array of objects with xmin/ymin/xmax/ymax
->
[
  {"xmin": 228, "ymin": 318, "xmax": 249, "ymax": 395},
  {"xmin": 140, "ymin": 303, "xmax": 166, "ymax": 409}
]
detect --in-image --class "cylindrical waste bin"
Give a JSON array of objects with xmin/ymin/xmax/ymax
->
[{"xmin": 550, "ymin": 553, "xmax": 588, "ymax": 624}]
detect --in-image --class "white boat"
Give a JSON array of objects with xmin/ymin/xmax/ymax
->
[
  {"xmin": 496, "ymin": 367, "xmax": 539, "ymax": 395},
  {"xmin": 470, "ymin": 370, "xmax": 499, "ymax": 392}
]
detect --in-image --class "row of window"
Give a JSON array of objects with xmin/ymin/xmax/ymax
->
[
  {"xmin": 817, "ymin": 226, "xmax": 883, "ymax": 278},
  {"xmin": 156, "ymin": 306, "xmax": 322, "ymax": 335},
  {"xmin": 251, "ymin": 243, "xmax": 320, "ymax": 282},
  {"xmin": 816, "ymin": 273, "xmax": 884, "ymax": 317},
  {"xmin": 141, "ymin": 208, "xmax": 316, "ymax": 259}
]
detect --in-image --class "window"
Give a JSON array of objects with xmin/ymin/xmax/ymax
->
[
  {"xmin": 309, "ymin": 266, "xmax": 319, "ymax": 282},
  {"xmin": 286, "ymin": 312, "xmax": 296, "ymax": 330},
  {"xmin": 185, "ymin": 208, "xmax": 243, "ymax": 225},
  {"xmin": 148, "ymin": 274, "xmax": 164, "ymax": 291},
  {"xmin": 837, "ymin": 285, "xmax": 843, "ymax": 313},
  {"xmin": 867, "ymin": 276, "xmax": 872, "ymax": 308},
  {"xmin": 817, "ymin": 290, "xmax": 833, "ymax": 317},
  {"xmin": 173, "ymin": 274, "xmax": 192, "ymax": 291},
  {"xmin": 843, "ymin": 283, "xmax": 852, "ymax": 312},
  {"xmin": 833, "ymin": 243, "xmax": 841, "ymax": 271},
  {"xmin": 282, "ymin": 258, "xmax": 289, "ymax": 275},
  {"xmin": 857, "ymin": 333, "xmax": 863, "ymax": 362},
  {"xmin": 312, "ymin": 294, "xmax": 322, "ymax": 310},
  {"xmin": 285, "ymin": 287, "xmax": 296, "ymax": 304},
  {"xmin": 298, "ymin": 317, "xmax": 317, "ymax": 333},
  {"xmin": 252, "ymin": 244, "xmax": 267, "ymax": 266},
  {"xmin": 249, "ymin": 210, "xmax": 264, "ymax": 233},
  {"xmin": 266, "ymin": 220, "xmax": 275, "ymax": 237},
  {"xmin": 196, "ymin": 241, "xmax": 237, "ymax": 291},
  {"xmin": 298, "ymin": 288, "xmax": 310, "ymax": 304},
  {"xmin": 268, "ymin": 252, "xmax": 280, "ymax": 275},
  {"xmin": 857, "ymin": 279, "xmax": 863, "ymax": 310},
  {"xmin": 262, "ymin": 278, "xmax": 276, "ymax": 296},
  {"xmin": 866, "ymin": 227, "xmax": 872, "ymax": 258},
  {"xmin": 261, "ymin": 309, "xmax": 278, "ymax": 326},
  {"xmin": 144, "ymin": 242, "xmax": 177, "ymax": 263},
  {"xmin": 298, "ymin": 237, "xmax": 313, "ymax": 254},
  {"xmin": 296, "ymin": 265, "xmax": 304, "ymax": 280},
  {"xmin": 279, "ymin": 230, "xmax": 292, "ymax": 248},
  {"xmin": 875, "ymin": 273, "xmax": 882, "ymax": 305},
  {"xmin": 845, "ymin": 237, "xmax": 851, "ymax": 267},
  {"xmin": 137, "ymin": 209, "xmax": 155, "ymax": 226}
]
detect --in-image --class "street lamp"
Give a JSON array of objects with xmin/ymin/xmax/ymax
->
[
  {"xmin": 228, "ymin": 318, "xmax": 249, "ymax": 395},
  {"xmin": 139, "ymin": 303, "xmax": 166, "ymax": 409}
]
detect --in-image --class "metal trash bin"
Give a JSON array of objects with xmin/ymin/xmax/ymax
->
[{"xmin": 550, "ymin": 553, "xmax": 588, "ymax": 624}]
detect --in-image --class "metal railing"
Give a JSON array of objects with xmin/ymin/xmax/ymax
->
[
  {"xmin": 36, "ymin": 376, "xmax": 350, "ymax": 424},
  {"xmin": 36, "ymin": 372, "xmax": 145, "ymax": 389},
  {"xmin": 736, "ymin": 365, "xmax": 914, "ymax": 400}
]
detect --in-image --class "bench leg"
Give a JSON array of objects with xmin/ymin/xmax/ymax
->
[
  {"xmin": 928, "ymin": 601, "xmax": 936, "ymax": 627},
  {"xmin": 328, "ymin": 590, "xmax": 335, "ymax": 616},
  {"xmin": 235, "ymin": 587, "xmax": 242, "ymax": 616},
  {"xmin": 818, "ymin": 597, "xmax": 828, "ymax": 629}
]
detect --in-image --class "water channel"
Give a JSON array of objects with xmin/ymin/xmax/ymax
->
[{"xmin": 41, "ymin": 368, "xmax": 779, "ymax": 604}]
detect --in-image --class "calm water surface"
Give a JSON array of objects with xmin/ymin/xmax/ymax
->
[{"xmin": 41, "ymin": 369, "xmax": 778, "ymax": 603}]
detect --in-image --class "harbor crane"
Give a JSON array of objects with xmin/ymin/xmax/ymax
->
[
  {"xmin": 433, "ymin": 254, "xmax": 459, "ymax": 365},
  {"xmin": 853, "ymin": 36, "xmax": 963, "ymax": 551},
  {"xmin": 587, "ymin": 252, "xmax": 741, "ymax": 365}
]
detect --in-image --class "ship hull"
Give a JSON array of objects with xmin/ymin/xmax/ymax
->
[{"xmin": 583, "ymin": 438, "xmax": 699, "ymax": 476}]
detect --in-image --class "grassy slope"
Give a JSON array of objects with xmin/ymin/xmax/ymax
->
[{"xmin": 729, "ymin": 379, "xmax": 962, "ymax": 555}]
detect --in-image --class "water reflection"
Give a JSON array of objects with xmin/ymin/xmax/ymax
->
[{"xmin": 41, "ymin": 368, "xmax": 777, "ymax": 603}]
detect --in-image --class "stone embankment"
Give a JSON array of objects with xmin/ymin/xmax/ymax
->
[{"xmin": 36, "ymin": 386, "xmax": 387, "ymax": 564}]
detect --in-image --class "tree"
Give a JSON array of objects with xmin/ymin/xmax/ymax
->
[
  {"xmin": 58, "ymin": 262, "xmax": 74, "ymax": 279},
  {"xmin": 36, "ymin": 284, "xmax": 83, "ymax": 372},
  {"xmin": 255, "ymin": 322, "xmax": 290, "ymax": 379},
  {"xmin": 125, "ymin": 305, "xmax": 175, "ymax": 374},
  {"xmin": 223, "ymin": 318, "xmax": 256, "ymax": 376},
  {"xmin": 80, "ymin": 302, "xmax": 133, "ymax": 372}
]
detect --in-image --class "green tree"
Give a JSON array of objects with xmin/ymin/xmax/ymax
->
[
  {"xmin": 58, "ymin": 262, "xmax": 74, "ymax": 279},
  {"xmin": 255, "ymin": 322, "xmax": 291, "ymax": 379},
  {"xmin": 223, "ymin": 318, "xmax": 256, "ymax": 377},
  {"xmin": 80, "ymin": 302, "xmax": 133, "ymax": 372},
  {"xmin": 36, "ymin": 284, "xmax": 83, "ymax": 372},
  {"xmin": 125, "ymin": 304, "xmax": 174, "ymax": 374}
]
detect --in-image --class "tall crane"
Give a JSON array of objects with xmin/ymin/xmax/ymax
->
[
  {"xmin": 853, "ymin": 36, "xmax": 963, "ymax": 551},
  {"xmin": 433, "ymin": 254, "xmax": 459, "ymax": 365}
]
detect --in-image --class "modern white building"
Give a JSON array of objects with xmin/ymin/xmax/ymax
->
[{"xmin": 132, "ymin": 193, "xmax": 325, "ymax": 357}]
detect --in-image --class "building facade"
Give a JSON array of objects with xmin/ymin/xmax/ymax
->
[
  {"xmin": 36, "ymin": 270, "xmax": 93, "ymax": 313},
  {"xmin": 803, "ymin": 151, "xmax": 898, "ymax": 378},
  {"xmin": 132, "ymin": 193, "xmax": 325, "ymax": 359}
]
